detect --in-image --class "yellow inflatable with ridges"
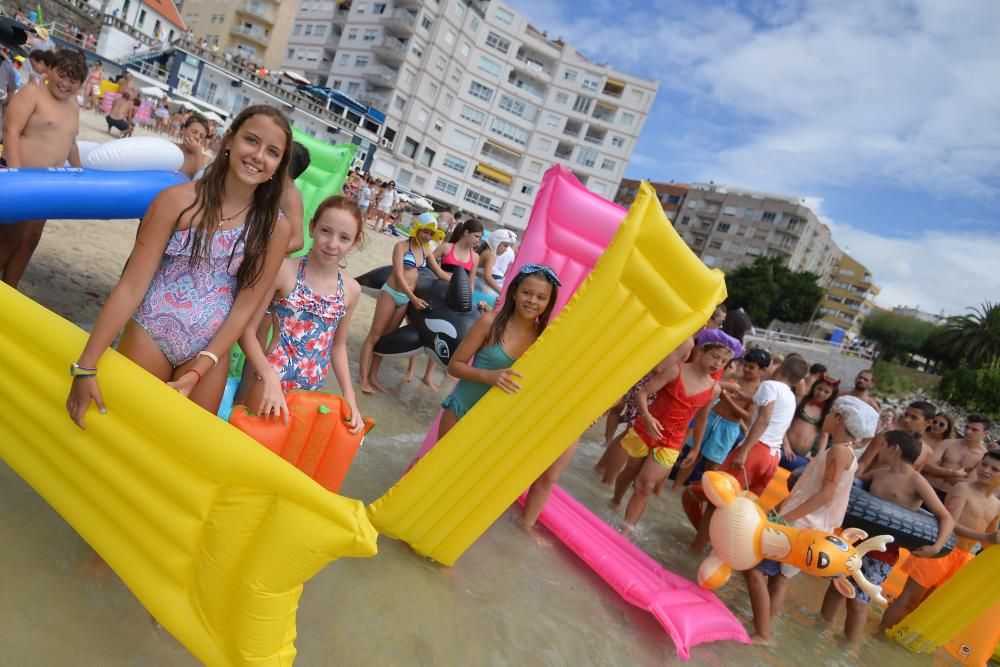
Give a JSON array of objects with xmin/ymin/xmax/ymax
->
[
  {"xmin": 0, "ymin": 284, "xmax": 378, "ymax": 666},
  {"xmin": 887, "ymin": 546, "xmax": 1000, "ymax": 654},
  {"xmin": 368, "ymin": 182, "xmax": 726, "ymax": 565},
  {"xmin": 944, "ymin": 599, "xmax": 1000, "ymax": 666}
]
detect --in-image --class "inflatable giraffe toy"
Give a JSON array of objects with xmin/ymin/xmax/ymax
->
[{"xmin": 697, "ymin": 471, "xmax": 893, "ymax": 605}]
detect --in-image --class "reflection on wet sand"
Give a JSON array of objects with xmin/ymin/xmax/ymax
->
[{"xmin": 0, "ymin": 358, "xmax": 952, "ymax": 666}]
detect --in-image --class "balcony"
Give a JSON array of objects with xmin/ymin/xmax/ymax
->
[
  {"xmin": 583, "ymin": 127, "xmax": 606, "ymax": 146},
  {"xmin": 507, "ymin": 72, "xmax": 546, "ymax": 100},
  {"xmin": 236, "ymin": 1, "xmax": 276, "ymax": 26},
  {"xmin": 363, "ymin": 65, "xmax": 399, "ymax": 88},
  {"xmin": 481, "ymin": 141, "xmax": 522, "ymax": 172},
  {"xmin": 383, "ymin": 9, "xmax": 417, "ymax": 37},
  {"xmin": 592, "ymin": 102, "xmax": 617, "ymax": 125},
  {"xmin": 513, "ymin": 55, "xmax": 552, "ymax": 82},
  {"xmin": 395, "ymin": 0, "xmax": 421, "ymax": 7},
  {"xmin": 602, "ymin": 78, "xmax": 625, "ymax": 99},
  {"xmin": 230, "ymin": 24, "xmax": 270, "ymax": 47},
  {"xmin": 554, "ymin": 141, "xmax": 574, "ymax": 160},
  {"xmin": 373, "ymin": 38, "xmax": 407, "ymax": 65},
  {"xmin": 563, "ymin": 119, "xmax": 583, "ymax": 138}
]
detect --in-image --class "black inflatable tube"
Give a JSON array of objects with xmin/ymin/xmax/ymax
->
[{"xmin": 842, "ymin": 486, "xmax": 955, "ymax": 556}]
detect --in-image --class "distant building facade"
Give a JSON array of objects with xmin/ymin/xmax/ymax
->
[{"xmin": 613, "ymin": 178, "xmax": 687, "ymax": 221}]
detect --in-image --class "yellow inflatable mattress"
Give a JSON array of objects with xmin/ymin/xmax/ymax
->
[
  {"xmin": 368, "ymin": 182, "xmax": 727, "ymax": 565},
  {"xmin": 0, "ymin": 284, "xmax": 378, "ymax": 666}
]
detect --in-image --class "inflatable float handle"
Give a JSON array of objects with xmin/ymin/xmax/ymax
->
[{"xmin": 328, "ymin": 400, "xmax": 376, "ymax": 437}]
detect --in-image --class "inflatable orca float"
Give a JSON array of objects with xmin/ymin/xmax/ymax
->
[{"xmin": 355, "ymin": 266, "xmax": 478, "ymax": 365}]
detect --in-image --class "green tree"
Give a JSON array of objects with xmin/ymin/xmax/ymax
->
[
  {"xmin": 861, "ymin": 311, "xmax": 939, "ymax": 364},
  {"xmin": 724, "ymin": 256, "xmax": 823, "ymax": 325},
  {"xmin": 926, "ymin": 301, "xmax": 1000, "ymax": 370}
]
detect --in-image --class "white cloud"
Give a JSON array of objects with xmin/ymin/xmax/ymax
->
[
  {"xmin": 509, "ymin": 0, "xmax": 1000, "ymax": 202},
  {"xmin": 803, "ymin": 196, "xmax": 998, "ymax": 316}
]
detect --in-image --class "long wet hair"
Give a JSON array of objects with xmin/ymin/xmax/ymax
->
[
  {"xmin": 447, "ymin": 217, "xmax": 484, "ymax": 244},
  {"xmin": 178, "ymin": 105, "xmax": 292, "ymax": 290},
  {"xmin": 486, "ymin": 268, "xmax": 558, "ymax": 346}
]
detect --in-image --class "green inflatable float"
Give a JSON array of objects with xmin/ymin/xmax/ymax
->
[{"xmin": 229, "ymin": 129, "xmax": 357, "ymax": 378}]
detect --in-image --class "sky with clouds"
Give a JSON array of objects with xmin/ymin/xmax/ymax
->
[{"xmin": 506, "ymin": 0, "xmax": 999, "ymax": 316}]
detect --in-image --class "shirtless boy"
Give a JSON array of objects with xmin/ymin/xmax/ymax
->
[
  {"xmin": 857, "ymin": 400, "xmax": 936, "ymax": 475},
  {"xmin": 881, "ymin": 449, "xmax": 1000, "ymax": 631},
  {"xmin": 106, "ymin": 90, "xmax": 135, "ymax": 137},
  {"xmin": 822, "ymin": 430, "xmax": 954, "ymax": 640},
  {"xmin": 175, "ymin": 114, "xmax": 209, "ymax": 179},
  {"xmin": 0, "ymin": 49, "xmax": 86, "ymax": 288},
  {"xmin": 922, "ymin": 414, "xmax": 991, "ymax": 501}
]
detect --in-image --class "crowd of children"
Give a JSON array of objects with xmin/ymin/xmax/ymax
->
[{"xmin": 1, "ymin": 49, "xmax": 996, "ymax": 650}]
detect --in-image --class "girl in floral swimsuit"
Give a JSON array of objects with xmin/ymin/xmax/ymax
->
[
  {"xmin": 238, "ymin": 196, "xmax": 365, "ymax": 431},
  {"xmin": 67, "ymin": 105, "xmax": 294, "ymax": 427}
]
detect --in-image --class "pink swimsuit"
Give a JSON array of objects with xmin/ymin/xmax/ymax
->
[
  {"xmin": 440, "ymin": 243, "xmax": 475, "ymax": 273},
  {"xmin": 133, "ymin": 226, "xmax": 245, "ymax": 366}
]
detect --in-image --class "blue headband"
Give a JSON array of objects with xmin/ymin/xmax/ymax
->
[{"xmin": 518, "ymin": 263, "xmax": 562, "ymax": 286}]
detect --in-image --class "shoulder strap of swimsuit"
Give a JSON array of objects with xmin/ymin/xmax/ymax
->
[{"xmin": 297, "ymin": 255, "xmax": 308, "ymax": 281}]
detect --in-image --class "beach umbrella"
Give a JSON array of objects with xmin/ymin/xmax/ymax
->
[{"xmin": 282, "ymin": 70, "xmax": 310, "ymax": 85}]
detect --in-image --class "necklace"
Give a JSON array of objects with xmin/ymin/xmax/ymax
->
[{"xmin": 219, "ymin": 199, "xmax": 253, "ymax": 227}]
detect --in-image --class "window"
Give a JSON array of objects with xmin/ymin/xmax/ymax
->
[
  {"xmin": 537, "ymin": 138, "xmax": 551, "ymax": 151},
  {"xmin": 420, "ymin": 147, "xmax": 435, "ymax": 167},
  {"xmin": 354, "ymin": 55, "xmax": 369, "ymax": 67},
  {"xmin": 485, "ymin": 31, "xmax": 510, "ymax": 54},
  {"xmin": 666, "ymin": 194, "xmax": 681, "ymax": 205},
  {"xmin": 470, "ymin": 17, "xmax": 479, "ymax": 32},
  {"xmin": 427, "ymin": 81, "xmax": 438, "ymax": 97},
  {"xmin": 304, "ymin": 25, "xmax": 313, "ymax": 36},
  {"xmin": 443, "ymin": 93, "xmax": 453, "ymax": 108},
  {"xmin": 762, "ymin": 211, "xmax": 777, "ymax": 222},
  {"xmin": 572, "ymin": 95, "xmax": 593, "ymax": 114},
  {"xmin": 563, "ymin": 69, "xmax": 578, "ymax": 82},
  {"xmin": 495, "ymin": 7, "xmax": 514, "ymax": 24},
  {"xmin": 545, "ymin": 113, "xmax": 560, "ymax": 128},
  {"xmin": 402, "ymin": 68, "xmax": 415, "ymax": 84},
  {"xmin": 415, "ymin": 12, "xmax": 430, "ymax": 28},
  {"xmin": 575, "ymin": 148, "xmax": 598, "ymax": 167},
  {"xmin": 374, "ymin": 3, "xmax": 386, "ymax": 14},
  {"xmin": 451, "ymin": 67, "xmax": 461, "ymax": 83},
  {"xmin": 717, "ymin": 222, "xmax": 731, "ymax": 233},
  {"xmin": 445, "ymin": 30, "xmax": 455, "ymax": 45},
  {"xmin": 363, "ymin": 29, "xmax": 377, "ymax": 41},
  {"xmin": 431, "ymin": 178, "xmax": 457, "ymax": 196},
  {"xmin": 468, "ymin": 80, "xmax": 494, "ymax": 102},
  {"xmin": 338, "ymin": 54, "xmax": 349, "ymax": 65},
  {"xmin": 582, "ymin": 76, "xmax": 600, "ymax": 91},
  {"xmin": 680, "ymin": 216, "xmax": 690, "ymax": 225},
  {"xmin": 287, "ymin": 48, "xmax": 294, "ymax": 58},
  {"xmin": 293, "ymin": 23, "xmax": 302, "ymax": 36},
  {"xmin": 512, "ymin": 205, "xmax": 526, "ymax": 218},
  {"xmin": 417, "ymin": 108, "xmax": 429, "ymax": 124},
  {"xmin": 442, "ymin": 154, "xmax": 467, "ymax": 174},
  {"xmin": 498, "ymin": 94, "xmax": 538, "ymax": 121},
  {"xmin": 460, "ymin": 41, "xmax": 470, "ymax": 57},
  {"xmin": 402, "ymin": 137, "xmax": 419, "ymax": 159},
  {"xmin": 453, "ymin": 3, "xmax": 464, "ymax": 18},
  {"xmin": 478, "ymin": 56, "xmax": 502, "ymax": 77},
  {"xmin": 520, "ymin": 184, "xmax": 534, "ymax": 196},
  {"xmin": 555, "ymin": 92, "xmax": 569, "ymax": 105},
  {"xmin": 464, "ymin": 188, "xmax": 503, "ymax": 213},
  {"xmin": 436, "ymin": 55, "xmax": 446, "ymax": 71},
  {"xmin": 433, "ymin": 118, "xmax": 444, "ymax": 132},
  {"xmin": 709, "ymin": 240, "xmax": 723, "ymax": 250},
  {"xmin": 489, "ymin": 117, "xmax": 530, "ymax": 146},
  {"xmin": 332, "ymin": 80, "xmax": 342, "ymax": 89},
  {"xmin": 346, "ymin": 81, "xmax": 359, "ymax": 93},
  {"xmin": 315, "ymin": 25, "xmax": 327, "ymax": 37},
  {"xmin": 355, "ymin": 2, "xmax": 367, "ymax": 14},
  {"xmin": 449, "ymin": 129, "xmax": 476, "ymax": 151},
  {"xmin": 412, "ymin": 43, "xmax": 424, "ymax": 59},
  {"xmin": 611, "ymin": 135, "xmax": 625, "ymax": 148},
  {"xmin": 620, "ymin": 112, "xmax": 635, "ymax": 126},
  {"xmin": 460, "ymin": 104, "xmax": 485, "ymax": 125},
  {"xmin": 600, "ymin": 158, "xmax": 615, "ymax": 171},
  {"xmin": 394, "ymin": 95, "xmax": 406, "ymax": 110},
  {"xmin": 528, "ymin": 160, "xmax": 543, "ymax": 173},
  {"xmin": 347, "ymin": 28, "xmax": 358, "ymax": 40},
  {"xmin": 722, "ymin": 206, "xmax": 739, "ymax": 216}
]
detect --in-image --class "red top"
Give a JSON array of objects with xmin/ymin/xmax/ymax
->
[{"xmin": 635, "ymin": 365, "xmax": 716, "ymax": 450}]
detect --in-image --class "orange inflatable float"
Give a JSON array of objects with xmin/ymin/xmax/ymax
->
[{"xmin": 230, "ymin": 391, "xmax": 374, "ymax": 493}]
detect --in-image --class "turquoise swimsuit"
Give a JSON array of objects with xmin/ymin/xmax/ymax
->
[{"xmin": 441, "ymin": 342, "xmax": 516, "ymax": 420}]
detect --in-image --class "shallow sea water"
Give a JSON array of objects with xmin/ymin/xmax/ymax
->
[{"xmin": 0, "ymin": 359, "xmax": 958, "ymax": 666}]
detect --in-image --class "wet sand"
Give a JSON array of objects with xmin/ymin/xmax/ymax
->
[{"xmin": 1, "ymin": 112, "xmax": 956, "ymax": 665}]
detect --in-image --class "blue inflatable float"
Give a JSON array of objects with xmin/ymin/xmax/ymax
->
[{"xmin": 0, "ymin": 168, "xmax": 187, "ymax": 222}]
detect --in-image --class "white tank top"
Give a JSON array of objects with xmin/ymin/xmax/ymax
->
[{"xmin": 780, "ymin": 446, "xmax": 857, "ymax": 532}]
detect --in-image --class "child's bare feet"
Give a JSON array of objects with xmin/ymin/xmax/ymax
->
[
  {"xmin": 370, "ymin": 378, "xmax": 391, "ymax": 393},
  {"xmin": 404, "ymin": 369, "xmax": 415, "ymax": 382},
  {"xmin": 608, "ymin": 498, "xmax": 621, "ymax": 511},
  {"xmin": 421, "ymin": 377, "xmax": 439, "ymax": 391},
  {"xmin": 359, "ymin": 380, "xmax": 375, "ymax": 395},
  {"xmin": 750, "ymin": 633, "xmax": 776, "ymax": 647}
]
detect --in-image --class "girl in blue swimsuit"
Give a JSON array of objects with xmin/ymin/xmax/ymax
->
[
  {"xmin": 358, "ymin": 215, "xmax": 450, "ymax": 394},
  {"xmin": 438, "ymin": 263, "xmax": 560, "ymax": 435}
]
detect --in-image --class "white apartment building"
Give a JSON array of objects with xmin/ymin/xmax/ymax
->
[
  {"xmin": 676, "ymin": 183, "xmax": 841, "ymax": 278},
  {"xmin": 283, "ymin": 0, "xmax": 658, "ymax": 229}
]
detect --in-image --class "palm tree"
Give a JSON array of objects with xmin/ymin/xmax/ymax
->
[{"xmin": 928, "ymin": 301, "xmax": 1000, "ymax": 369}]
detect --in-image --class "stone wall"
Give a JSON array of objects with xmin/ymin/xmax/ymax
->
[{"xmin": 744, "ymin": 334, "xmax": 871, "ymax": 385}]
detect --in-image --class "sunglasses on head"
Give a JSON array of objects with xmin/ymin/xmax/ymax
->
[{"xmin": 518, "ymin": 263, "xmax": 562, "ymax": 286}]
